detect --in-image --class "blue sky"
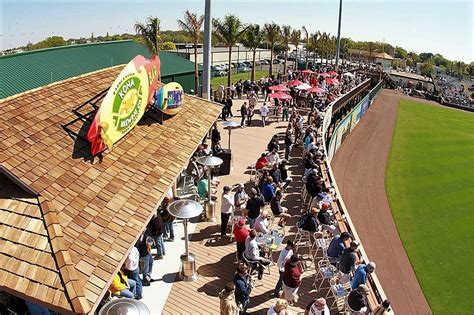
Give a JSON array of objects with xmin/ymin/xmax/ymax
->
[{"xmin": 1, "ymin": 0, "xmax": 472, "ymax": 62}]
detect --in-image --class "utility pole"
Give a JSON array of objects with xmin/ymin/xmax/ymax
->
[
  {"xmin": 335, "ymin": 0, "xmax": 343, "ymax": 70},
  {"xmin": 202, "ymin": 0, "xmax": 212, "ymax": 99}
]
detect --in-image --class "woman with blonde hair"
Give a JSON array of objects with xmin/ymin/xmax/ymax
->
[{"xmin": 267, "ymin": 298, "xmax": 291, "ymax": 315}]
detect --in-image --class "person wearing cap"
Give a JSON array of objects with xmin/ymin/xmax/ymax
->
[
  {"xmin": 254, "ymin": 210, "xmax": 270, "ymax": 234},
  {"xmin": 347, "ymin": 284, "xmax": 370, "ymax": 313},
  {"xmin": 351, "ymin": 262, "xmax": 376, "ymax": 290},
  {"xmin": 267, "ymin": 298, "xmax": 289, "ymax": 315},
  {"xmin": 234, "ymin": 218, "xmax": 250, "ymax": 261},
  {"xmin": 234, "ymin": 184, "xmax": 249, "ymax": 214},
  {"xmin": 245, "ymin": 188, "xmax": 265, "ymax": 228},
  {"xmin": 338, "ymin": 241, "xmax": 360, "ymax": 284},
  {"xmin": 326, "ymin": 232, "xmax": 351, "ymax": 265},
  {"xmin": 305, "ymin": 297, "xmax": 329, "ymax": 315},
  {"xmin": 221, "ymin": 186, "xmax": 235, "ymax": 237},
  {"xmin": 317, "ymin": 203, "xmax": 337, "ymax": 234},
  {"xmin": 219, "ymin": 282, "xmax": 239, "ymax": 315},
  {"xmin": 274, "ymin": 240, "xmax": 295, "ymax": 298}
]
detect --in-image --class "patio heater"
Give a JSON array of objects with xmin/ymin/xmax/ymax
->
[
  {"xmin": 167, "ymin": 199, "xmax": 203, "ymax": 282},
  {"xmin": 196, "ymin": 156, "xmax": 223, "ymax": 222},
  {"xmin": 222, "ymin": 120, "xmax": 240, "ymax": 150}
]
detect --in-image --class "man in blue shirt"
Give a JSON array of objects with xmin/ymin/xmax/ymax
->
[
  {"xmin": 351, "ymin": 262, "xmax": 376, "ymax": 290},
  {"xmin": 234, "ymin": 263, "xmax": 252, "ymax": 314},
  {"xmin": 261, "ymin": 176, "xmax": 276, "ymax": 202},
  {"xmin": 327, "ymin": 232, "xmax": 352, "ymax": 265}
]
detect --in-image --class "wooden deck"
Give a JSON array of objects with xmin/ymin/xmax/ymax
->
[{"xmin": 162, "ymin": 112, "xmax": 335, "ymax": 314}]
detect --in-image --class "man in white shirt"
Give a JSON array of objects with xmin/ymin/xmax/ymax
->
[
  {"xmin": 221, "ymin": 186, "xmax": 234, "ymax": 236},
  {"xmin": 218, "ymin": 83, "xmax": 225, "ymax": 101},
  {"xmin": 273, "ymin": 240, "xmax": 294, "ymax": 297},
  {"xmin": 254, "ymin": 210, "xmax": 270, "ymax": 234},
  {"xmin": 244, "ymin": 230, "xmax": 271, "ymax": 280},
  {"xmin": 260, "ymin": 103, "xmax": 269, "ymax": 127},
  {"xmin": 305, "ymin": 297, "xmax": 330, "ymax": 315},
  {"xmin": 124, "ymin": 246, "xmax": 142, "ymax": 299},
  {"xmin": 234, "ymin": 183, "xmax": 248, "ymax": 214},
  {"xmin": 266, "ymin": 148, "xmax": 280, "ymax": 166}
]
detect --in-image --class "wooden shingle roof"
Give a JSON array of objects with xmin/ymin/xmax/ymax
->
[{"xmin": 0, "ymin": 66, "xmax": 221, "ymax": 313}]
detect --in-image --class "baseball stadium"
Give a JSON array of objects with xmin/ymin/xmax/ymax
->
[{"xmin": 1, "ymin": 1, "xmax": 473, "ymax": 315}]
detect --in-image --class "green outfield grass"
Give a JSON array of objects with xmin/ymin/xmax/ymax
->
[
  {"xmin": 210, "ymin": 70, "xmax": 268, "ymax": 87},
  {"xmin": 386, "ymin": 100, "xmax": 474, "ymax": 314}
]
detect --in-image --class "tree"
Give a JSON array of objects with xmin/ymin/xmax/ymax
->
[
  {"xmin": 134, "ymin": 16, "xmax": 162, "ymax": 56},
  {"xmin": 290, "ymin": 29, "xmax": 301, "ymax": 69},
  {"xmin": 264, "ymin": 22, "xmax": 280, "ymax": 77},
  {"xmin": 420, "ymin": 59, "xmax": 434, "ymax": 77},
  {"xmin": 213, "ymin": 14, "xmax": 248, "ymax": 88},
  {"xmin": 28, "ymin": 36, "xmax": 67, "ymax": 50},
  {"xmin": 307, "ymin": 32, "xmax": 320, "ymax": 67},
  {"xmin": 395, "ymin": 46, "xmax": 407, "ymax": 59},
  {"xmin": 280, "ymin": 25, "xmax": 291, "ymax": 76},
  {"xmin": 455, "ymin": 61, "xmax": 466, "ymax": 79},
  {"xmin": 419, "ymin": 52, "xmax": 434, "ymax": 62},
  {"xmin": 302, "ymin": 26, "xmax": 309, "ymax": 69},
  {"xmin": 241, "ymin": 24, "xmax": 264, "ymax": 82},
  {"xmin": 367, "ymin": 41, "xmax": 375, "ymax": 64},
  {"xmin": 177, "ymin": 10, "xmax": 204, "ymax": 94},
  {"xmin": 162, "ymin": 41, "xmax": 177, "ymax": 50},
  {"xmin": 91, "ymin": 32, "xmax": 95, "ymax": 43}
]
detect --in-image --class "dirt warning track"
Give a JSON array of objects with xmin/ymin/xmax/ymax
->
[{"xmin": 331, "ymin": 89, "xmax": 433, "ymax": 314}]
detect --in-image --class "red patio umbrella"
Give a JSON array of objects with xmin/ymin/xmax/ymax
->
[
  {"xmin": 307, "ymin": 87, "xmax": 326, "ymax": 94},
  {"xmin": 326, "ymin": 78, "xmax": 339, "ymax": 85},
  {"xmin": 319, "ymin": 73, "xmax": 330, "ymax": 78},
  {"xmin": 269, "ymin": 92, "xmax": 293, "ymax": 100},
  {"xmin": 269, "ymin": 85, "xmax": 290, "ymax": 92},
  {"xmin": 287, "ymin": 79, "xmax": 304, "ymax": 87},
  {"xmin": 302, "ymin": 70, "xmax": 314, "ymax": 74},
  {"xmin": 327, "ymin": 71, "xmax": 337, "ymax": 76}
]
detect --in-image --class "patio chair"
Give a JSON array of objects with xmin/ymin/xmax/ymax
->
[
  {"xmin": 313, "ymin": 259, "xmax": 336, "ymax": 291},
  {"xmin": 328, "ymin": 278, "xmax": 350, "ymax": 311}
]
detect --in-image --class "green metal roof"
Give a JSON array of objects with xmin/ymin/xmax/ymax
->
[{"xmin": 0, "ymin": 40, "xmax": 196, "ymax": 99}]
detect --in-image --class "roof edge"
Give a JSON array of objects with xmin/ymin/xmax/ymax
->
[
  {"xmin": 0, "ymin": 65, "xmax": 124, "ymax": 103},
  {"xmin": 38, "ymin": 197, "xmax": 91, "ymax": 314},
  {"xmin": 0, "ymin": 165, "xmax": 39, "ymax": 196},
  {"xmin": 0, "ymin": 40, "xmax": 136, "ymax": 60}
]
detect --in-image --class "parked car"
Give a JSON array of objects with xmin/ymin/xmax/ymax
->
[
  {"xmin": 272, "ymin": 59, "xmax": 280, "ymax": 64},
  {"xmin": 237, "ymin": 65, "xmax": 251, "ymax": 72},
  {"xmin": 264, "ymin": 59, "xmax": 271, "ymax": 65},
  {"xmin": 242, "ymin": 61, "xmax": 252, "ymax": 68}
]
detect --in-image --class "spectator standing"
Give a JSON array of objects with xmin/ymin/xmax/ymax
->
[
  {"xmin": 234, "ymin": 183, "xmax": 249, "ymax": 214},
  {"xmin": 221, "ymin": 186, "xmax": 235, "ymax": 236},
  {"xmin": 148, "ymin": 213, "xmax": 165, "ymax": 259},
  {"xmin": 123, "ymin": 246, "xmax": 142, "ymax": 300},
  {"xmin": 234, "ymin": 218, "xmax": 250, "ymax": 261},
  {"xmin": 234, "ymin": 264, "xmax": 252, "ymax": 315},
  {"xmin": 347, "ymin": 284, "xmax": 370, "ymax": 313},
  {"xmin": 338, "ymin": 241, "xmax": 360, "ymax": 284},
  {"xmin": 284, "ymin": 130, "xmax": 293, "ymax": 160},
  {"xmin": 219, "ymin": 282, "xmax": 239, "ymax": 315},
  {"xmin": 282, "ymin": 255, "xmax": 303, "ymax": 304},
  {"xmin": 326, "ymin": 232, "xmax": 351, "ymax": 265},
  {"xmin": 240, "ymin": 102, "xmax": 247, "ymax": 127},
  {"xmin": 159, "ymin": 197, "xmax": 175, "ymax": 242},
  {"xmin": 226, "ymin": 95, "xmax": 234, "ymax": 117},
  {"xmin": 245, "ymin": 188, "xmax": 265, "ymax": 228},
  {"xmin": 136, "ymin": 235, "xmax": 154, "ymax": 286},
  {"xmin": 274, "ymin": 240, "xmax": 295, "ymax": 297},
  {"xmin": 260, "ymin": 103, "xmax": 269, "ymax": 127}
]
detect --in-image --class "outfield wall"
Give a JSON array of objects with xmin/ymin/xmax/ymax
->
[{"xmin": 319, "ymin": 81, "xmax": 392, "ymax": 312}]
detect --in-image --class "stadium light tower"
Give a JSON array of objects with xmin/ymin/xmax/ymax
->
[
  {"xmin": 335, "ymin": 0, "xmax": 343, "ymax": 70},
  {"xmin": 202, "ymin": 0, "xmax": 212, "ymax": 99}
]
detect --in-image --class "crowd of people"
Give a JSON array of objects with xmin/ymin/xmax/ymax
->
[{"xmin": 435, "ymin": 74, "xmax": 473, "ymax": 108}]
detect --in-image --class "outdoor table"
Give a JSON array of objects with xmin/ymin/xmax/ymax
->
[{"xmin": 256, "ymin": 229, "xmax": 285, "ymax": 263}]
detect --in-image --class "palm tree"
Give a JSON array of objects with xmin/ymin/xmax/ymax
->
[
  {"xmin": 280, "ymin": 25, "xmax": 291, "ymax": 77},
  {"xmin": 213, "ymin": 14, "xmax": 248, "ymax": 88},
  {"xmin": 302, "ymin": 26, "xmax": 309, "ymax": 69},
  {"xmin": 308, "ymin": 32, "xmax": 320, "ymax": 68},
  {"xmin": 134, "ymin": 16, "xmax": 162, "ymax": 56},
  {"xmin": 367, "ymin": 41, "xmax": 376, "ymax": 64},
  {"xmin": 318, "ymin": 32, "xmax": 330, "ymax": 65},
  {"xmin": 241, "ymin": 24, "xmax": 264, "ymax": 82},
  {"xmin": 177, "ymin": 11, "xmax": 204, "ymax": 95},
  {"xmin": 264, "ymin": 22, "xmax": 280, "ymax": 77},
  {"xmin": 290, "ymin": 29, "xmax": 301, "ymax": 70}
]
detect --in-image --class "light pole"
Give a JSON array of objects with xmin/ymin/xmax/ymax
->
[
  {"xmin": 202, "ymin": 0, "xmax": 212, "ymax": 99},
  {"xmin": 335, "ymin": 0, "xmax": 343, "ymax": 70}
]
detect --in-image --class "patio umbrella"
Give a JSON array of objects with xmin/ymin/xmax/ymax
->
[
  {"xmin": 295, "ymin": 83, "xmax": 312, "ymax": 90},
  {"xmin": 302, "ymin": 70, "xmax": 314, "ymax": 74},
  {"xmin": 319, "ymin": 73, "xmax": 330, "ymax": 78},
  {"xmin": 328, "ymin": 71, "xmax": 337, "ymax": 76},
  {"xmin": 269, "ymin": 85, "xmax": 290, "ymax": 92},
  {"xmin": 326, "ymin": 78, "xmax": 339, "ymax": 85},
  {"xmin": 307, "ymin": 87, "xmax": 326, "ymax": 94},
  {"xmin": 287, "ymin": 79, "xmax": 304, "ymax": 87},
  {"xmin": 269, "ymin": 92, "xmax": 293, "ymax": 100}
]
